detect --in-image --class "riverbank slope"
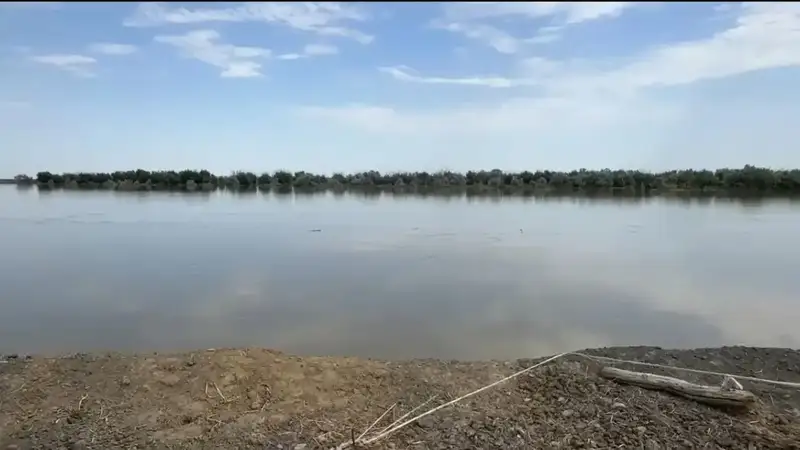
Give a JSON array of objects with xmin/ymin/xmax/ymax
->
[{"xmin": 1, "ymin": 346, "xmax": 799, "ymax": 449}]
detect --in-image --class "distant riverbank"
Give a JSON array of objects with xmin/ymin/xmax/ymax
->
[
  {"xmin": 1, "ymin": 346, "xmax": 798, "ymax": 449},
  {"xmin": 10, "ymin": 166, "xmax": 800, "ymax": 195}
]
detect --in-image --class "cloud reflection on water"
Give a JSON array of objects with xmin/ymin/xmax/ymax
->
[{"xmin": 0, "ymin": 188, "xmax": 797, "ymax": 358}]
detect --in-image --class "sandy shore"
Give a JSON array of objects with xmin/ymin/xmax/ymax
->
[{"xmin": 1, "ymin": 346, "xmax": 799, "ymax": 449}]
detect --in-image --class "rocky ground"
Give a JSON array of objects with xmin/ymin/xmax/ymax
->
[{"xmin": 1, "ymin": 346, "xmax": 799, "ymax": 449}]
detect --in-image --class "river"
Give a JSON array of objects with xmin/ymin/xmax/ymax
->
[{"xmin": 1, "ymin": 186, "xmax": 798, "ymax": 360}]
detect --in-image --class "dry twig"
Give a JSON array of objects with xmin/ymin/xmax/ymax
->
[
  {"xmin": 77, "ymin": 394, "xmax": 88, "ymax": 411},
  {"xmin": 212, "ymin": 382, "xmax": 226, "ymax": 402}
]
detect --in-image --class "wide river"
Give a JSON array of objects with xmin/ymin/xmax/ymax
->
[{"xmin": 1, "ymin": 186, "xmax": 798, "ymax": 360}]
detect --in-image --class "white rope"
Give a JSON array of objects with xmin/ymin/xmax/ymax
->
[
  {"xmin": 338, "ymin": 350, "xmax": 800, "ymax": 447},
  {"xmin": 572, "ymin": 352, "xmax": 800, "ymax": 389},
  {"xmin": 375, "ymin": 395, "xmax": 438, "ymax": 436},
  {"xmin": 360, "ymin": 353, "xmax": 566, "ymax": 444}
]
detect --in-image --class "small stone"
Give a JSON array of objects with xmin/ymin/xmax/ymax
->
[
  {"xmin": 558, "ymin": 396, "xmax": 567, "ymax": 403},
  {"xmin": 121, "ymin": 376, "xmax": 131, "ymax": 386},
  {"xmin": 645, "ymin": 440, "xmax": 661, "ymax": 450},
  {"xmin": 158, "ymin": 374, "xmax": 181, "ymax": 387},
  {"xmin": 612, "ymin": 402, "xmax": 627, "ymax": 410},
  {"xmin": 68, "ymin": 440, "xmax": 87, "ymax": 450},
  {"xmin": 636, "ymin": 426, "xmax": 647, "ymax": 434},
  {"xmin": 417, "ymin": 417, "xmax": 436, "ymax": 428},
  {"xmin": 562, "ymin": 409, "xmax": 574, "ymax": 418},
  {"xmin": 293, "ymin": 444, "xmax": 307, "ymax": 450},
  {"xmin": 246, "ymin": 433, "xmax": 265, "ymax": 445}
]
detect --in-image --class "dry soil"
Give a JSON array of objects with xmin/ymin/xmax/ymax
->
[{"xmin": 1, "ymin": 346, "xmax": 799, "ymax": 449}]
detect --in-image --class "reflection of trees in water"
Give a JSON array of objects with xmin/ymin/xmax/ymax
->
[{"xmin": 4, "ymin": 187, "xmax": 799, "ymax": 358}]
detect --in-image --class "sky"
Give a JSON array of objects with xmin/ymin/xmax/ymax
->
[{"xmin": 2, "ymin": 1, "xmax": 800, "ymax": 176}]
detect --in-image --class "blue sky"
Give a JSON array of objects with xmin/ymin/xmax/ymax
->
[{"xmin": 2, "ymin": 2, "xmax": 800, "ymax": 176}]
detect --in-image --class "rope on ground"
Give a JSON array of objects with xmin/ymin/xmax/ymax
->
[
  {"xmin": 358, "ymin": 352, "xmax": 567, "ymax": 445},
  {"xmin": 337, "ymin": 350, "xmax": 800, "ymax": 447},
  {"xmin": 572, "ymin": 352, "xmax": 800, "ymax": 389}
]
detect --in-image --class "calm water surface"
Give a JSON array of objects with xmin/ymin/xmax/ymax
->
[{"xmin": 1, "ymin": 186, "xmax": 799, "ymax": 360}]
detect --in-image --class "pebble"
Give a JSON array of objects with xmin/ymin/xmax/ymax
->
[
  {"xmin": 645, "ymin": 440, "xmax": 661, "ymax": 450},
  {"xmin": 417, "ymin": 417, "xmax": 436, "ymax": 428},
  {"xmin": 293, "ymin": 444, "xmax": 306, "ymax": 450},
  {"xmin": 121, "ymin": 376, "xmax": 131, "ymax": 386},
  {"xmin": 561, "ymin": 409, "xmax": 574, "ymax": 418},
  {"xmin": 636, "ymin": 426, "xmax": 647, "ymax": 434},
  {"xmin": 612, "ymin": 402, "xmax": 627, "ymax": 409},
  {"xmin": 158, "ymin": 374, "xmax": 181, "ymax": 387}
]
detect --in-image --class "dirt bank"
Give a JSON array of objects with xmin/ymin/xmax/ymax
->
[{"xmin": 1, "ymin": 346, "xmax": 799, "ymax": 449}]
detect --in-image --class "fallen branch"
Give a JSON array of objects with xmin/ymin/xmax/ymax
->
[
  {"xmin": 599, "ymin": 366, "xmax": 757, "ymax": 408},
  {"xmin": 337, "ymin": 351, "xmax": 793, "ymax": 448}
]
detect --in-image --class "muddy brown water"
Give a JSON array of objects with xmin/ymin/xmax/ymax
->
[{"xmin": 1, "ymin": 187, "xmax": 799, "ymax": 359}]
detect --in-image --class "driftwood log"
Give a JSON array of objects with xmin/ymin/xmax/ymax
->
[{"xmin": 599, "ymin": 367, "xmax": 757, "ymax": 408}]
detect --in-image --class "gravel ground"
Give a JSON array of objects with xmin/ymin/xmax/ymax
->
[{"xmin": 1, "ymin": 346, "xmax": 799, "ymax": 449}]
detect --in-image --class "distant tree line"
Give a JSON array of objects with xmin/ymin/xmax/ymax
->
[{"xmin": 12, "ymin": 166, "xmax": 800, "ymax": 194}]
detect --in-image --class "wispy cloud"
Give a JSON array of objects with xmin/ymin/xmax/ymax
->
[
  {"xmin": 125, "ymin": 2, "xmax": 373, "ymax": 44},
  {"xmin": 441, "ymin": 2, "xmax": 636, "ymax": 25},
  {"xmin": 432, "ymin": 21, "xmax": 521, "ymax": 54},
  {"xmin": 29, "ymin": 54, "xmax": 97, "ymax": 77},
  {"xmin": 387, "ymin": 3, "xmax": 800, "ymax": 92},
  {"xmin": 87, "ymin": 43, "xmax": 138, "ymax": 56},
  {"xmin": 278, "ymin": 43, "xmax": 339, "ymax": 60},
  {"xmin": 305, "ymin": 3, "xmax": 800, "ymax": 136},
  {"xmin": 379, "ymin": 65, "xmax": 532, "ymax": 88},
  {"xmin": 435, "ymin": 2, "xmax": 639, "ymax": 54},
  {"xmin": 303, "ymin": 43, "xmax": 339, "ymax": 56},
  {"xmin": 155, "ymin": 29, "xmax": 271, "ymax": 78}
]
